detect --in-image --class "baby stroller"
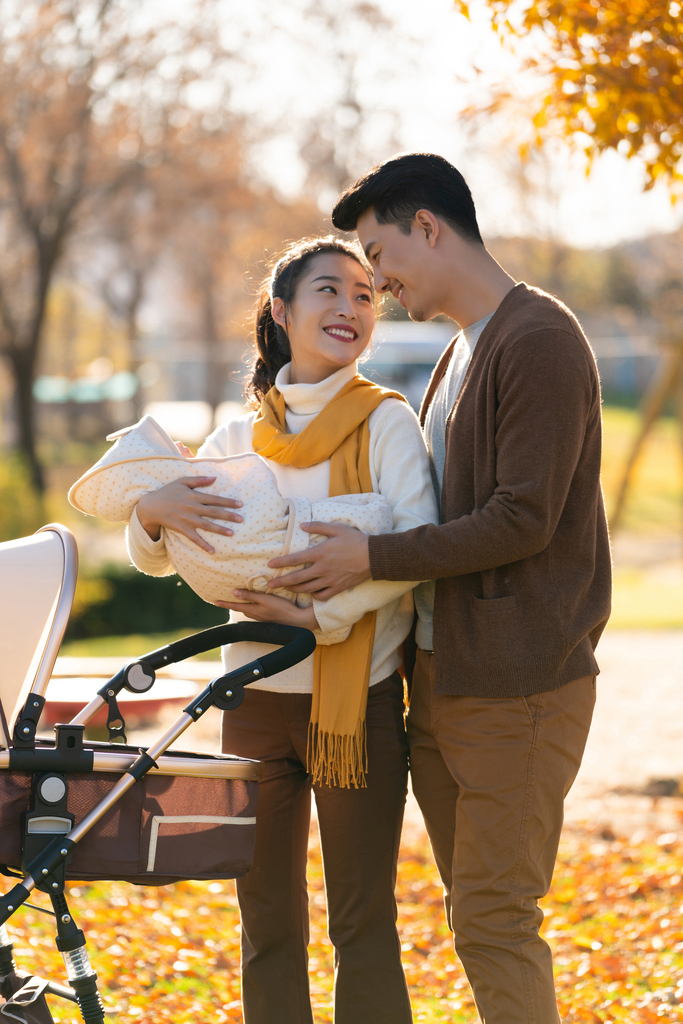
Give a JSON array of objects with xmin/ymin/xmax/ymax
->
[{"xmin": 0, "ymin": 524, "xmax": 315, "ymax": 1023}]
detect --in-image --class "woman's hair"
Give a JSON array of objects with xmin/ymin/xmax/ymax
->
[{"xmin": 245, "ymin": 235, "xmax": 374, "ymax": 407}]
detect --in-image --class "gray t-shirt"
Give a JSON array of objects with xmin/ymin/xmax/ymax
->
[{"xmin": 415, "ymin": 311, "xmax": 495, "ymax": 651}]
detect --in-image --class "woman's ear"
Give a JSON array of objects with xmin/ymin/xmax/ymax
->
[{"xmin": 271, "ymin": 296, "xmax": 287, "ymax": 331}]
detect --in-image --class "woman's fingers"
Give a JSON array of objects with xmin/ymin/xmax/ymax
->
[
  {"xmin": 214, "ymin": 590, "xmax": 319, "ymax": 630},
  {"xmin": 136, "ymin": 475, "xmax": 246, "ymax": 549},
  {"xmin": 179, "ymin": 477, "xmax": 243, "ymax": 511},
  {"xmin": 186, "ymin": 528, "xmax": 218, "ymax": 554}
]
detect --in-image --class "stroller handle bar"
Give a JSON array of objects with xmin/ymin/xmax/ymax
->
[
  {"xmin": 145, "ymin": 620, "xmax": 316, "ymax": 676},
  {"xmin": 70, "ymin": 621, "xmax": 316, "ymax": 732}
]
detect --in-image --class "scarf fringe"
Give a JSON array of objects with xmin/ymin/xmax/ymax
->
[{"xmin": 307, "ymin": 721, "xmax": 368, "ymax": 789}]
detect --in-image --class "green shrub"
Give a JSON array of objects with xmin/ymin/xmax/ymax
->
[
  {"xmin": 0, "ymin": 454, "xmax": 44, "ymax": 541},
  {"xmin": 65, "ymin": 564, "xmax": 226, "ymax": 639}
]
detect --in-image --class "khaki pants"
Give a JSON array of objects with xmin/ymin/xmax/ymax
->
[
  {"xmin": 221, "ymin": 674, "xmax": 412, "ymax": 1024},
  {"xmin": 407, "ymin": 650, "xmax": 595, "ymax": 1024}
]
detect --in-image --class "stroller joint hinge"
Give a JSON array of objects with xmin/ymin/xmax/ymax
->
[
  {"xmin": 124, "ymin": 750, "xmax": 158, "ymax": 781},
  {"xmin": 12, "ymin": 696, "xmax": 46, "ymax": 749},
  {"xmin": 104, "ymin": 692, "xmax": 127, "ymax": 744},
  {"xmin": 0, "ymin": 885, "xmax": 31, "ymax": 927},
  {"xmin": 26, "ymin": 838, "xmax": 75, "ymax": 897}
]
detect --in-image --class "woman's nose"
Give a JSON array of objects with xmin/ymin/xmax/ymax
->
[{"xmin": 335, "ymin": 294, "xmax": 356, "ymax": 318}]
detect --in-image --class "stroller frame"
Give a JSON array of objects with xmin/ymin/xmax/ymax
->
[{"xmin": 0, "ymin": 525, "xmax": 315, "ymax": 1023}]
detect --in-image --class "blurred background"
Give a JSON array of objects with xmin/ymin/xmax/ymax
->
[{"xmin": 0, "ymin": 0, "xmax": 681, "ymax": 663}]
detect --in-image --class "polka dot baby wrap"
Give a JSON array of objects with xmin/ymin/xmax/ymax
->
[{"xmin": 68, "ymin": 415, "xmax": 393, "ymax": 608}]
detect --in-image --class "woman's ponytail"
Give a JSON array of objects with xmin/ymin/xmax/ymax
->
[
  {"xmin": 244, "ymin": 235, "xmax": 373, "ymax": 408},
  {"xmin": 246, "ymin": 289, "xmax": 291, "ymax": 407}
]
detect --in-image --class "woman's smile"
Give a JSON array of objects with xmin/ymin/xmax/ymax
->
[{"xmin": 323, "ymin": 323, "xmax": 359, "ymax": 341}]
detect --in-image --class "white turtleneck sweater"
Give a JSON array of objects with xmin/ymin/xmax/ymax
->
[{"xmin": 125, "ymin": 362, "xmax": 438, "ymax": 693}]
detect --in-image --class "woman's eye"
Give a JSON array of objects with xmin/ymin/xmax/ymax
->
[
  {"xmin": 319, "ymin": 285, "xmax": 336, "ymax": 293},
  {"xmin": 357, "ymin": 293, "xmax": 371, "ymax": 302}
]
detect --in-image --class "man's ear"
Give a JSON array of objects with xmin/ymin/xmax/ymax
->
[
  {"xmin": 414, "ymin": 209, "xmax": 440, "ymax": 248},
  {"xmin": 271, "ymin": 296, "xmax": 287, "ymax": 330}
]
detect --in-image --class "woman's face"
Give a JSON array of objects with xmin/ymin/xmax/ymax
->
[{"xmin": 272, "ymin": 252, "xmax": 375, "ymax": 384}]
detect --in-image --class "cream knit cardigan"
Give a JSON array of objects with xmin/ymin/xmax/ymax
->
[{"xmin": 126, "ymin": 362, "xmax": 439, "ymax": 694}]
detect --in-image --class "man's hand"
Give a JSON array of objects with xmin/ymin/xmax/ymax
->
[
  {"xmin": 216, "ymin": 589, "xmax": 319, "ymax": 630},
  {"xmin": 266, "ymin": 522, "xmax": 371, "ymax": 601}
]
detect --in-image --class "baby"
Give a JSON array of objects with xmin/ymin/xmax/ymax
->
[{"xmin": 69, "ymin": 415, "xmax": 393, "ymax": 611}]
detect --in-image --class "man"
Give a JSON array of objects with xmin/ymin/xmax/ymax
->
[{"xmin": 269, "ymin": 152, "xmax": 611, "ymax": 1024}]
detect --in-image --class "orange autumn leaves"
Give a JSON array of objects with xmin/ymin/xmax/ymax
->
[
  {"xmin": 454, "ymin": 0, "xmax": 683, "ymax": 192},
  {"xmin": 5, "ymin": 825, "xmax": 683, "ymax": 1022}
]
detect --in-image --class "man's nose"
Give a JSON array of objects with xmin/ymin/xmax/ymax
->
[{"xmin": 374, "ymin": 269, "xmax": 390, "ymax": 292}]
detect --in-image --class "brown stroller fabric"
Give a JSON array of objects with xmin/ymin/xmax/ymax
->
[
  {"xmin": 0, "ymin": 971, "xmax": 53, "ymax": 1024},
  {"xmin": 0, "ymin": 745, "xmax": 258, "ymax": 886}
]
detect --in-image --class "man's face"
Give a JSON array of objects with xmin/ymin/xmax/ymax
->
[{"xmin": 356, "ymin": 208, "xmax": 440, "ymax": 322}]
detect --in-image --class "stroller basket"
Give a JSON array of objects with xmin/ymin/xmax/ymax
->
[{"xmin": 0, "ymin": 742, "xmax": 261, "ymax": 885}]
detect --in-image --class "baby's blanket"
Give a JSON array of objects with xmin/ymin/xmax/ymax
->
[{"xmin": 68, "ymin": 415, "xmax": 393, "ymax": 610}]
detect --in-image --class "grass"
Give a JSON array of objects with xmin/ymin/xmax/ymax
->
[
  {"xmin": 610, "ymin": 568, "xmax": 683, "ymax": 630},
  {"xmin": 60, "ymin": 632, "xmax": 223, "ymax": 660},
  {"xmin": 601, "ymin": 407, "xmax": 683, "ymax": 534}
]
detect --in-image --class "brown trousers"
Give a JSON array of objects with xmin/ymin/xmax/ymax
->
[
  {"xmin": 408, "ymin": 650, "xmax": 595, "ymax": 1024},
  {"xmin": 221, "ymin": 674, "xmax": 412, "ymax": 1024}
]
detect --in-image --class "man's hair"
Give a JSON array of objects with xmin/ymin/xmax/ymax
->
[{"xmin": 332, "ymin": 152, "xmax": 483, "ymax": 245}]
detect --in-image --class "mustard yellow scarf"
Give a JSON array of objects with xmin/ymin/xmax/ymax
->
[{"xmin": 253, "ymin": 373, "xmax": 406, "ymax": 787}]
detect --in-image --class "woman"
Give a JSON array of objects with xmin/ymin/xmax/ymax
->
[{"xmin": 126, "ymin": 236, "xmax": 438, "ymax": 1024}]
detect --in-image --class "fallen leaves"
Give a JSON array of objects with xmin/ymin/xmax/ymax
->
[{"xmin": 4, "ymin": 824, "xmax": 683, "ymax": 1022}]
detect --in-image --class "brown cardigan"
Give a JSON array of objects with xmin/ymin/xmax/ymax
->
[{"xmin": 368, "ymin": 282, "xmax": 612, "ymax": 697}]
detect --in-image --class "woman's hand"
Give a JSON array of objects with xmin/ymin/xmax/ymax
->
[
  {"xmin": 136, "ymin": 476, "xmax": 243, "ymax": 553},
  {"xmin": 215, "ymin": 589, "xmax": 319, "ymax": 630}
]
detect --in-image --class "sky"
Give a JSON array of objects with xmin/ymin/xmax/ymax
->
[
  {"xmin": 224, "ymin": 0, "xmax": 682, "ymax": 250},
  {"xmin": 145, "ymin": 0, "xmax": 681, "ymax": 249}
]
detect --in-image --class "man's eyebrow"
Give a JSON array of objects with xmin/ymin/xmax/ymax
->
[{"xmin": 312, "ymin": 274, "xmax": 371, "ymax": 291}]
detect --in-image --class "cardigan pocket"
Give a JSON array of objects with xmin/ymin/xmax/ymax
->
[{"xmin": 471, "ymin": 595, "xmax": 524, "ymax": 657}]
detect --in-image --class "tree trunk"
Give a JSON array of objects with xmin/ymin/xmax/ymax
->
[
  {"xmin": 8, "ymin": 344, "xmax": 44, "ymax": 493},
  {"xmin": 126, "ymin": 271, "xmax": 144, "ymax": 421},
  {"xmin": 611, "ymin": 342, "xmax": 683, "ymax": 531}
]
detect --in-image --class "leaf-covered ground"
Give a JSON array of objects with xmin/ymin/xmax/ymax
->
[{"xmin": 5, "ymin": 824, "xmax": 683, "ymax": 1023}]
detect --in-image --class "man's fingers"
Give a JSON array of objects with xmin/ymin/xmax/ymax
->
[
  {"xmin": 306, "ymin": 585, "xmax": 341, "ymax": 601},
  {"xmin": 300, "ymin": 521, "xmax": 341, "ymax": 537},
  {"xmin": 267, "ymin": 566, "xmax": 320, "ymax": 589},
  {"xmin": 269, "ymin": 548, "xmax": 317, "ymax": 569}
]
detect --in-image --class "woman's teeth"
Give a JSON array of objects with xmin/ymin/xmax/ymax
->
[{"xmin": 325, "ymin": 327, "xmax": 356, "ymax": 339}]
